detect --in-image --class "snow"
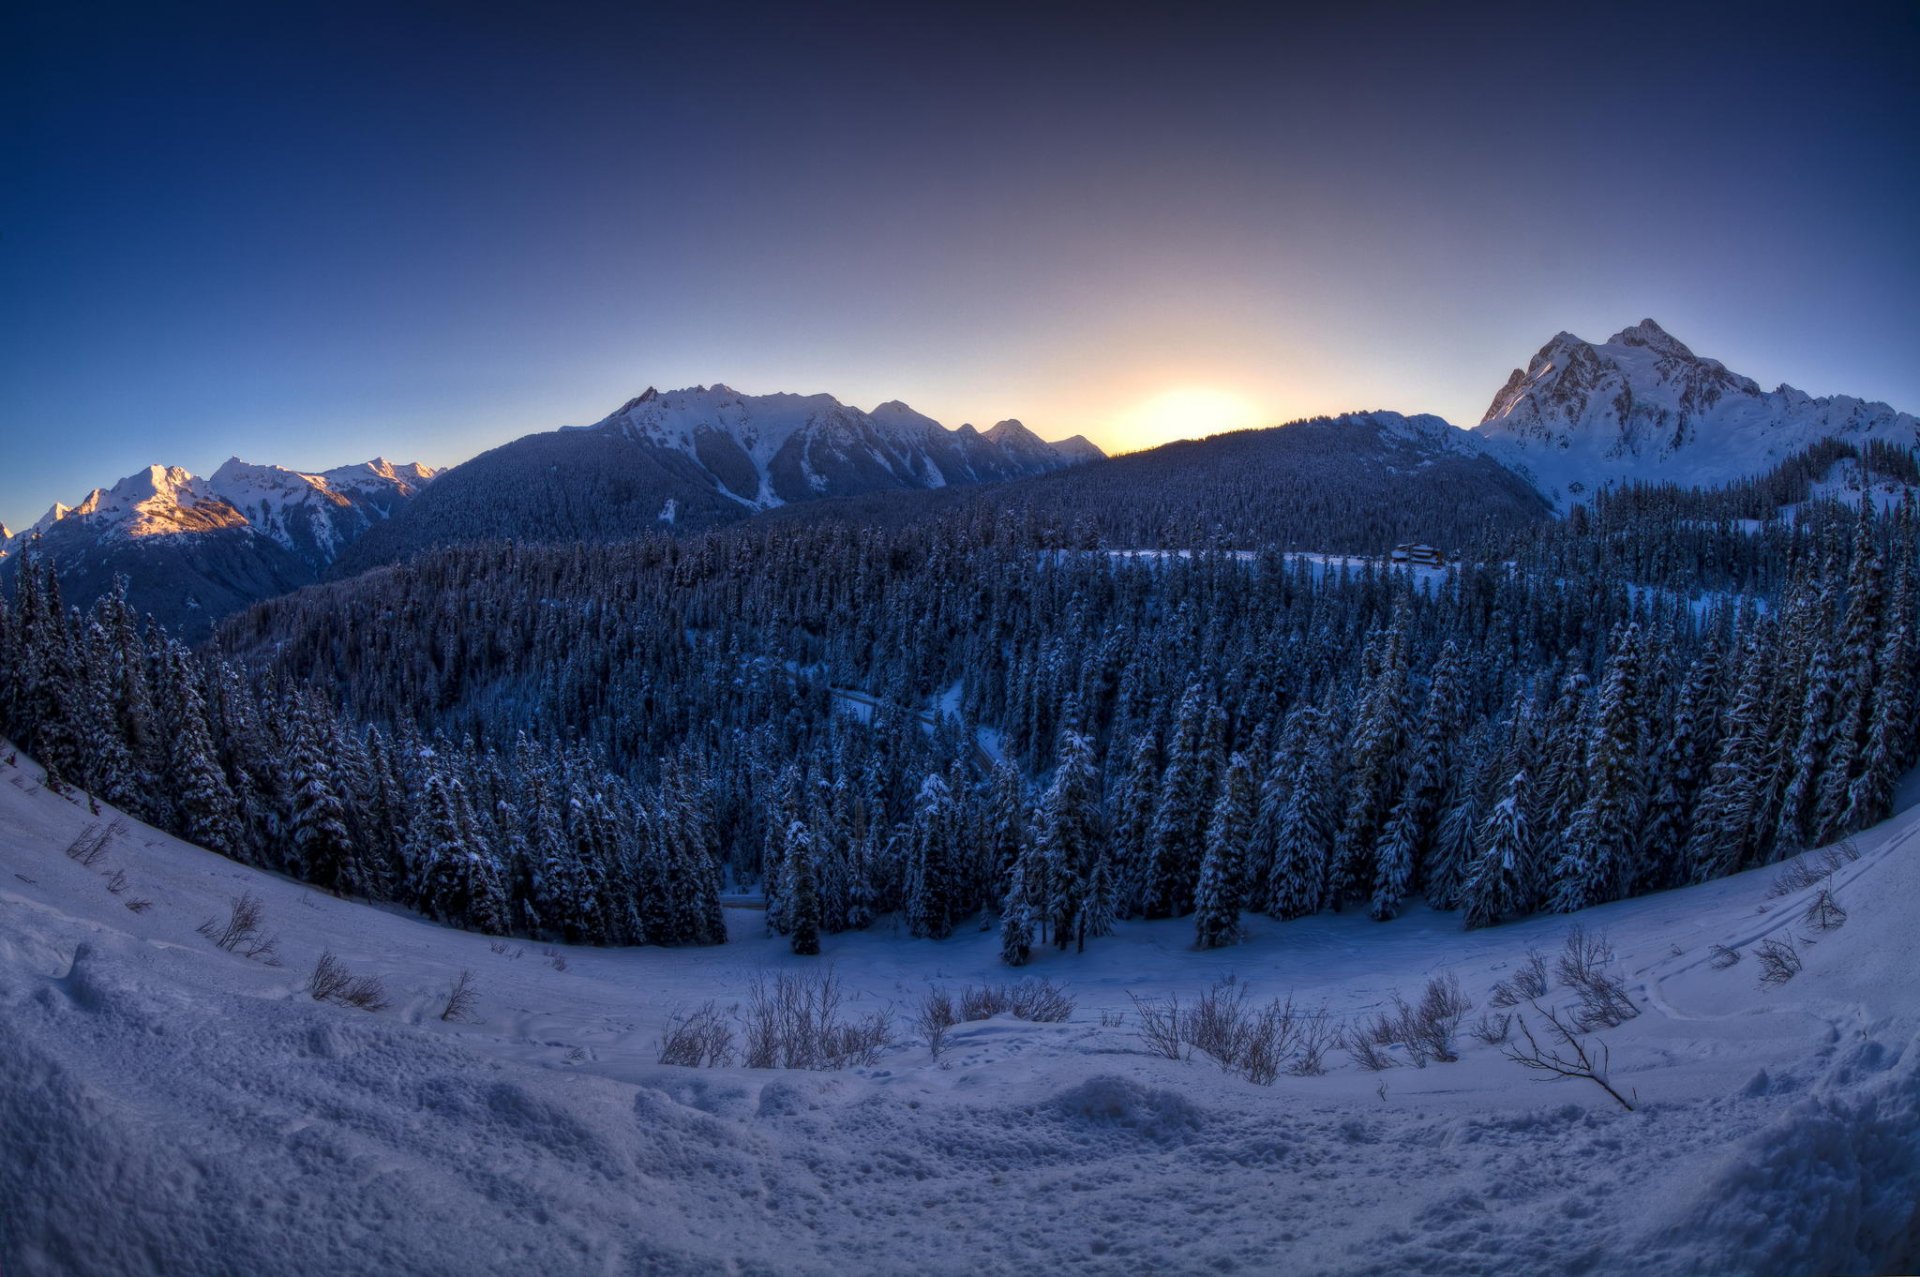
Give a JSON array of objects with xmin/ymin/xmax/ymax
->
[
  {"xmin": 2, "ymin": 745, "xmax": 1918, "ymax": 1275},
  {"xmin": 3, "ymin": 456, "xmax": 437, "ymax": 559},
  {"xmin": 1476, "ymin": 319, "xmax": 1920, "ymax": 511}
]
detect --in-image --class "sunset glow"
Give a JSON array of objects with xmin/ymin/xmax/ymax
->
[{"xmin": 1110, "ymin": 387, "xmax": 1264, "ymax": 454}]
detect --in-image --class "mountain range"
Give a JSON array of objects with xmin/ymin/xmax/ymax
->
[
  {"xmin": 335, "ymin": 385, "xmax": 1100, "ymax": 571},
  {"xmin": 6, "ymin": 321, "xmax": 1915, "ymax": 634},
  {"xmin": 0, "ymin": 458, "xmax": 435, "ymax": 640}
]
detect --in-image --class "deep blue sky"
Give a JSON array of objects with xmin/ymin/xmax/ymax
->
[{"xmin": 4, "ymin": 0, "xmax": 1917, "ymax": 531}]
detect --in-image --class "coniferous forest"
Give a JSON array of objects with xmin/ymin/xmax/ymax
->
[{"xmin": 4, "ymin": 442, "xmax": 1914, "ymax": 962}]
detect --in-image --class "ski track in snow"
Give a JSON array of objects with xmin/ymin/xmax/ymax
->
[{"xmin": 1, "ymin": 752, "xmax": 1917, "ymax": 1276}]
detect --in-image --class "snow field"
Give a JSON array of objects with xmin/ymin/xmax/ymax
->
[{"xmin": 2, "ymin": 749, "xmax": 1917, "ymax": 1276}]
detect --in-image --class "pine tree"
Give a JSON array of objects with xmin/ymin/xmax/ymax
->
[
  {"xmin": 1194, "ymin": 751, "xmax": 1253, "ymax": 947},
  {"xmin": 1145, "ymin": 685, "xmax": 1211, "ymax": 918},
  {"xmin": 906, "ymin": 772, "xmax": 959, "ymax": 939},
  {"xmin": 1039, "ymin": 722, "xmax": 1103, "ymax": 951},
  {"xmin": 1267, "ymin": 720, "xmax": 1334, "ymax": 920},
  {"xmin": 786, "ymin": 819, "xmax": 822, "ymax": 956},
  {"xmin": 1463, "ymin": 770, "xmax": 1530, "ymax": 930},
  {"xmin": 1548, "ymin": 626, "xmax": 1646, "ymax": 911},
  {"xmin": 999, "ymin": 856, "xmax": 1035, "ymax": 967},
  {"xmin": 288, "ymin": 699, "xmax": 354, "ymax": 892}
]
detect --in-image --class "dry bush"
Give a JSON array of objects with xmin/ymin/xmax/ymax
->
[
  {"xmin": 1129, "ymin": 991, "xmax": 1184, "ymax": 1060},
  {"xmin": 658, "ymin": 1001, "xmax": 737, "ymax": 1067},
  {"xmin": 440, "ymin": 968, "xmax": 480, "ymax": 1022},
  {"xmin": 124, "ymin": 897, "xmax": 153, "ymax": 914},
  {"xmin": 308, "ymin": 950, "xmax": 352, "ymax": 1002},
  {"xmin": 1708, "ymin": 943, "xmax": 1742, "ymax": 969},
  {"xmin": 743, "ymin": 970, "xmax": 892, "ymax": 1070},
  {"xmin": 1802, "ymin": 888, "xmax": 1846, "ymax": 933},
  {"xmin": 1767, "ymin": 856, "xmax": 1828, "ymax": 898},
  {"xmin": 1755, "ymin": 936, "xmax": 1802, "ymax": 987},
  {"xmin": 105, "ymin": 868, "xmax": 129, "ymax": 895},
  {"xmin": 306, "ymin": 949, "xmax": 390, "ymax": 1011},
  {"xmin": 63, "ymin": 821, "xmax": 118, "ymax": 868},
  {"xmin": 1185, "ymin": 975, "xmax": 1257, "ymax": 1065},
  {"xmin": 1289, "ymin": 1009, "xmax": 1338, "ymax": 1077},
  {"xmin": 1489, "ymin": 949, "xmax": 1550, "ymax": 1008},
  {"xmin": 1504, "ymin": 1002, "xmax": 1635, "ymax": 1111},
  {"xmin": 947, "ymin": 979, "xmax": 1075, "ymax": 1024},
  {"xmin": 1469, "ymin": 1010, "xmax": 1513, "ymax": 1045},
  {"xmin": 197, "ymin": 892, "xmax": 280, "ymax": 963},
  {"xmin": 1405, "ymin": 973, "xmax": 1472, "ymax": 1063},
  {"xmin": 1356, "ymin": 974, "xmax": 1474, "ymax": 1068},
  {"xmin": 1556, "ymin": 928, "xmax": 1638, "ymax": 1032},
  {"xmin": 1007, "ymin": 980, "xmax": 1075, "ymax": 1023},
  {"xmin": 916, "ymin": 987, "xmax": 958, "ymax": 1058},
  {"xmin": 1342, "ymin": 1023, "xmax": 1397, "ymax": 1072}
]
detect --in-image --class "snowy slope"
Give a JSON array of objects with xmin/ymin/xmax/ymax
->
[
  {"xmin": 3, "ymin": 743, "xmax": 1916, "ymax": 1276},
  {"xmin": 1476, "ymin": 319, "xmax": 1920, "ymax": 509}
]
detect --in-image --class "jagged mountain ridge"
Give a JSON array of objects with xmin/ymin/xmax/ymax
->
[
  {"xmin": 1, "ymin": 457, "xmax": 435, "ymax": 639},
  {"xmin": 1475, "ymin": 318, "xmax": 1919, "ymax": 508},
  {"xmin": 336, "ymin": 384, "xmax": 1102, "ymax": 570}
]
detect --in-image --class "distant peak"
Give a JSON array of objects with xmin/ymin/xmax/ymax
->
[
  {"xmin": 1608, "ymin": 318, "xmax": 1695, "ymax": 359},
  {"xmin": 614, "ymin": 387, "xmax": 660, "ymax": 414}
]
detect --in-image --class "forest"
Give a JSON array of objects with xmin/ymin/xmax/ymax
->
[{"xmin": 2, "ymin": 443, "xmax": 1915, "ymax": 963}]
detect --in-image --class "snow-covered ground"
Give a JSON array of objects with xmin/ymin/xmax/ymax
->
[{"xmin": 2, "ymin": 746, "xmax": 1917, "ymax": 1276}]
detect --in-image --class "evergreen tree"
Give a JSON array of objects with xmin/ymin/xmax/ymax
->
[
  {"xmin": 1194, "ymin": 751, "xmax": 1253, "ymax": 947},
  {"xmin": 786, "ymin": 819, "xmax": 822, "ymax": 956},
  {"xmin": 1463, "ymin": 770, "xmax": 1530, "ymax": 930}
]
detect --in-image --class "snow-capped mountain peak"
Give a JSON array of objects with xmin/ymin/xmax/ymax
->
[
  {"xmin": 1475, "ymin": 320, "xmax": 1918, "ymax": 508},
  {"xmin": 577, "ymin": 384, "xmax": 1102, "ymax": 510}
]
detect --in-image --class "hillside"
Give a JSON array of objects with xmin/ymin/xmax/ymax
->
[{"xmin": 2, "ymin": 743, "xmax": 1915, "ymax": 1275}]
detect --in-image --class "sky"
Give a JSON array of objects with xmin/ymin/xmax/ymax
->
[{"xmin": 3, "ymin": 0, "xmax": 1917, "ymax": 532}]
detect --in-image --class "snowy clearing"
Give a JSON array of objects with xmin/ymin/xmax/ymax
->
[{"xmin": 2, "ymin": 749, "xmax": 1917, "ymax": 1276}]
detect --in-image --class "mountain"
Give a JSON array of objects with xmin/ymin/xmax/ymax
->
[
  {"xmin": 337, "ymin": 384, "xmax": 1100, "ymax": 570},
  {"xmin": 960, "ymin": 410, "xmax": 1550, "ymax": 551},
  {"xmin": 1475, "ymin": 318, "xmax": 1920, "ymax": 509},
  {"xmin": 1, "ymin": 457, "xmax": 435, "ymax": 639}
]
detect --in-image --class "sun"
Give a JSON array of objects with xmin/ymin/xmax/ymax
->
[{"xmin": 1112, "ymin": 387, "xmax": 1262, "ymax": 453}]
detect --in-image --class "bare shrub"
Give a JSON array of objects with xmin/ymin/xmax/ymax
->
[
  {"xmin": 1556, "ymin": 928, "xmax": 1638, "ymax": 1032},
  {"xmin": 63, "ymin": 821, "xmax": 118, "ymax": 868},
  {"xmin": 1099, "ymin": 1009, "xmax": 1126, "ymax": 1028},
  {"xmin": 658, "ymin": 1001, "xmax": 737, "ymax": 1066},
  {"xmin": 1803, "ymin": 888, "xmax": 1846, "ymax": 933},
  {"xmin": 1406, "ymin": 973, "xmax": 1472, "ymax": 1063},
  {"xmin": 1470, "ymin": 1010, "xmax": 1513, "ymax": 1045},
  {"xmin": 1489, "ymin": 949, "xmax": 1550, "ymax": 1007},
  {"xmin": 1708, "ymin": 943, "xmax": 1742, "ymax": 969},
  {"xmin": 541, "ymin": 947, "xmax": 570, "ymax": 973},
  {"xmin": 1185, "ymin": 976, "xmax": 1255, "ymax": 1066},
  {"xmin": 1007, "ymin": 980, "xmax": 1074, "ymax": 1023},
  {"xmin": 1755, "ymin": 936, "xmax": 1802, "ymax": 987},
  {"xmin": 198, "ymin": 892, "xmax": 279, "ymax": 963},
  {"xmin": 917, "ymin": 987, "xmax": 958, "ymax": 1058},
  {"xmin": 440, "ymin": 968, "xmax": 480, "ymax": 1022},
  {"xmin": 1289, "ymin": 1009, "xmax": 1338, "ymax": 1076},
  {"xmin": 105, "ymin": 868, "xmax": 129, "ymax": 895},
  {"xmin": 308, "ymin": 950, "xmax": 352, "ymax": 1002},
  {"xmin": 306, "ymin": 949, "xmax": 389, "ymax": 1011},
  {"xmin": 1129, "ymin": 992, "xmax": 1184, "ymax": 1060},
  {"xmin": 1504, "ymin": 1002, "xmax": 1634, "ymax": 1111},
  {"xmin": 337, "ymin": 974, "xmax": 389, "ymax": 1011},
  {"xmin": 1767, "ymin": 856, "xmax": 1827, "ymax": 898},
  {"xmin": 1342, "ymin": 1023, "xmax": 1397, "ymax": 1072},
  {"xmin": 950, "ymin": 979, "xmax": 1075, "ymax": 1024},
  {"xmin": 124, "ymin": 897, "xmax": 153, "ymax": 914},
  {"xmin": 742, "ymin": 970, "xmax": 892, "ymax": 1070}
]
